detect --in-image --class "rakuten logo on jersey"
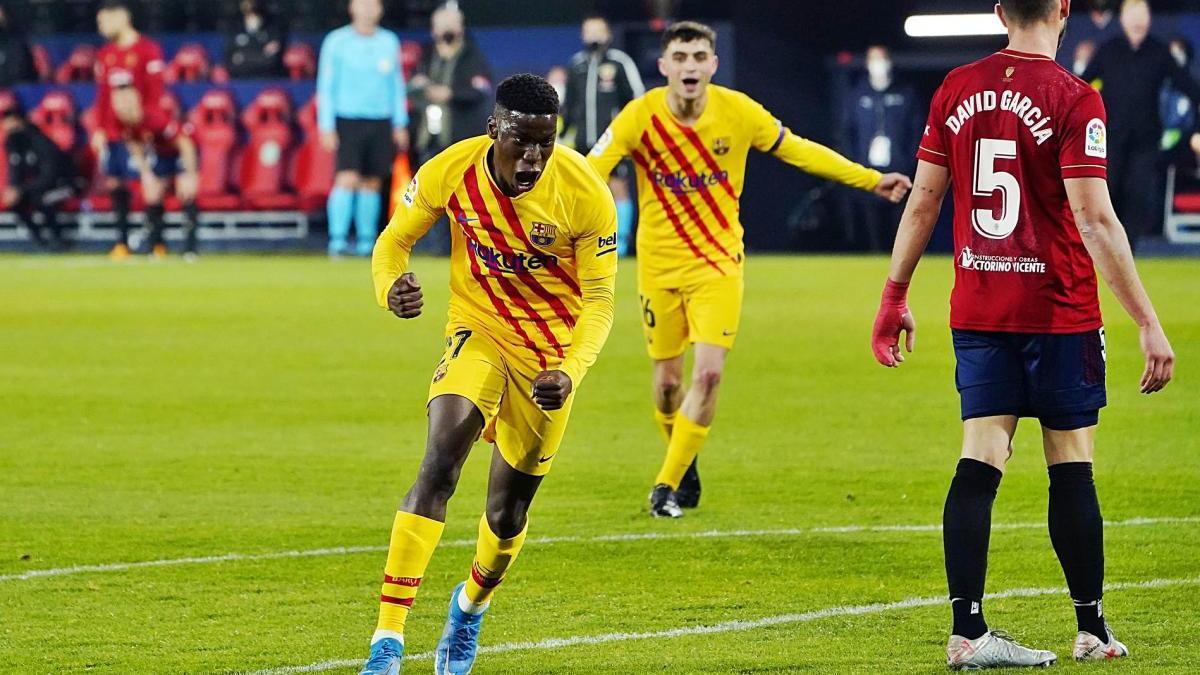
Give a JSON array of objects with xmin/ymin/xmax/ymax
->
[
  {"xmin": 652, "ymin": 169, "xmax": 729, "ymax": 194},
  {"xmin": 959, "ymin": 246, "xmax": 1047, "ymax": 274},
  {"xmin": 468, "ymin": 239, "xmax": 559, "ymax": 273}
]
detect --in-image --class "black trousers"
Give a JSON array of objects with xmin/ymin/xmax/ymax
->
[{"xmin": 1106, "ymin": 134, "xmax": 1161, "ymax": 253}]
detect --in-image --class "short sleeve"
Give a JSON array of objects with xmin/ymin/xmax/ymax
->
[
  {"xmin": 916, "ymin": 84, "xmax": 949, "ymax": 167},
  {"xmin": 1059, "ymin": 88, "xmax": 1108, "ymax": 180}
]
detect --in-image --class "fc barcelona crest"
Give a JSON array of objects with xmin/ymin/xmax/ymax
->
[
  {"xmin": 530, "ymin": 222, "xmax": 557, "ymax": 247},
  {"xmin": 712, "ymin": 136, "xmax": 731, "ymax": 156}
]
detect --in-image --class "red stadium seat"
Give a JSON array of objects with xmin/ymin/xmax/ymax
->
[
  {"xmin": 400, "ymin": 42, "xmax": 422, "ymax": 79},
  {"xmin": 238, "ymin": 88, "xmax": 296, "ymax": 210},
  {"xmin": 290, "ymin": 96, "xmax": 334, "ymax": 212},
  {"xmin": 282, "ymin": 43, "xmax": 316, "ymax": 80},
  {"xmin": 31, "ymin": 44, "xmax": 53, "ymax": 82},
  {"xmin": 187, "ymin": 90, "xmax": 242, "ymax": 211},
  {"xmin": 165, "ymin": 43, "xmax": 210, "ymax": 84},
  {"xmin": 30, "ymin": 90, "xmax": 77, "ymax": 152},
  {"xmin": 54, "ymin": 44, "xmax": 96, "ymax": 84},
  {"xmin": 210, "ymin": 64, "xmax": 230, "ymax": 85}
]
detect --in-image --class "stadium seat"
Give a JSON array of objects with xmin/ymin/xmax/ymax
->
[
  {"xmin": 238, "ymin": 88, "xmax": 297, "ymax": 210},
  {"xmin": 30, "ymin": 90, "xmax": 77, "ymax": 152},
  {"xmin": 31, "ymin": 44, "xmax": 53, "ymax": 82},
  {"xmin": 400, "ymin": 42, "xmax": 422, "ymax": 79},
  {"xmin": 187, "ymin": 89, "xmax": 242, "ymax": 211},
  {"xmin": 0, "ymin": 92, "xmax": 11, "ymax": 203},
  {"xmin": 54, "ymin": 44, "xmax": 96, "ymax": 84},
  {"xmin": 282, "ymin": 43, "xmax": 316, "ymax": 80},
  {"xmin": 290, "ymin": 96, "xmax": 334, "ymax": 212},
  {"xmin": 210, "ymin": 64, "xmax": 230, "ymax": 85},
  {"xmin": 165, "ymin": 43, "xmax": 210, "ymax": 84}
]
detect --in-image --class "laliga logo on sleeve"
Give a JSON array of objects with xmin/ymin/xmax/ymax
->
[
  {"xmin": 1085, "ymin": 118, "xmax": 1107, "ymax": 158},
  {"xmin": 960, "ymin": 246, "xmax": 976, "ymax": 269},
  {"xmin": 402, "ymin": 177, "xmax": 418, "ymax": 207}
]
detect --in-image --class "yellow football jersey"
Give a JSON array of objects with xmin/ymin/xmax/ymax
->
[
  {"xmin": 373, "ymin": 136, "xmax": 618, "ymax": 381},
  {"xmin": 588, "ymin": 85, "xmax": 883, "ymax": 288}
]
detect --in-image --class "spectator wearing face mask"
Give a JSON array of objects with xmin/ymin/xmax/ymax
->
[
  {"xmin": 225, "ymin": 0, "xmax": 286, "ymax": 79},
  {"xmin": 561, "ymin": 13, "xmax": 643, "ymax": 256},
  {"xmin": 1082, "ymin": 0, "xmax": 1200, "ymax": 251},
  {"xmin": 408, "ymin": 3, "xmax": 492, "ymax": 166},
  {"xmin": 838, "ymin": 45, "xmax": 920, "ymax": 251}
]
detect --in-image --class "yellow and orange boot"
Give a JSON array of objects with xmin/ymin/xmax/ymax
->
[
  {"xmin": 151, "ymin": 244, "xmax": 168, "ymax": 259},
  {"xmin": 108, "ymin": 243, "xmax": 132, "ymax": 260}
]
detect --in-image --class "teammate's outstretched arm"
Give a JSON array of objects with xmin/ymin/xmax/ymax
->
[
  {"xmin": 871, "ymin": 159, "xmax": 950, "ymax": 367},
  {"xmin": 1064, "ymin": 177, "xmax": 1175, "ymax": 393}
]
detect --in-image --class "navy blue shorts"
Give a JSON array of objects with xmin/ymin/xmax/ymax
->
[
  {"xmin": 105, "ymin": 142, "xmax": 179, "ymax": 180},
  {"xmin": 952, "ymin": 328, "xmax": 1107, "ymax": 430}
]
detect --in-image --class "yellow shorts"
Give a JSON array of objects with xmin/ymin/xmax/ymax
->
[
  {"xmin": 638, "ymin": 273, "xmax": 744, "ymax": 360},
  {"xmin": 427, "ymin": 326, "xmax": 573, "ymax": 476}
]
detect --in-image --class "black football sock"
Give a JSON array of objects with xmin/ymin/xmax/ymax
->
[
  {"xmin": 944, "ymin": 458, "xmax": 1003, "ymax": 639},
  {"xmin": 1048, "ymin": 461, "xmax": 1107, "ymax": 638},
  {"xmin": 183, "ymin": 202, "xmax": 199, "ymax": 254},
  {"xmin": 113, "ymin": 187, "xmax": 131, "ymax": 246},
  {"xmin": 146, "ymin": 204, "xmax": 166, "ymax": 249}
]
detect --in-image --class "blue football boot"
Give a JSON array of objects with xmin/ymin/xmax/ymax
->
[
  {"xmin": 434, "ymin": 582, "xmax": 485, "ymax": 674},
  {"xmin": 359, "ymin": 636, "xmax": 403, "ymax": 675}
]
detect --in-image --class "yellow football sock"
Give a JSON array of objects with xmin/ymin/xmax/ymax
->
[
  {"xmin": 654, "ymin": 408, "xmax": 678, "ymax": 444},
  {"xmin": 654, "ymin": 414, "xmax": 710, "ymax": 489},
  {"xmin": 375, "ymin": 511, "xmax": 445, "ymax": 635},
  {"xmin": 462, "ymin": 513, "xmax": 528, "ymax": 609}
]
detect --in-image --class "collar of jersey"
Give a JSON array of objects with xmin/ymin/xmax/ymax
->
[{"xmin": 998, "ymin": 48, "xmax": 1053, "ymax": 62}]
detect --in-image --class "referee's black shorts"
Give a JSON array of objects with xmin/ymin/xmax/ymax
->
[{"xmin": 335, "ymin": 117, "xmax": 395, "ymax": 177}]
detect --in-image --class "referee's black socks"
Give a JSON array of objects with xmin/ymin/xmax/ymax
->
[
  {"xmin": 1048, "ymin": 461, "xmax": 1107, "ymax": 639},
  {"xmin": 944, "ymin": 458, "xmax": 1003, "ymax": 639}
]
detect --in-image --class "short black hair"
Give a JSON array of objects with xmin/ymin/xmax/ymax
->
[
  {"xmin": 997, "ymin": 0, "xmax": 1059, "ymax": 25},
  {"xmin": 98, "ymin": 0, "xmax": 134, "ymax": 13},
  {"xmin": 495, "ymin": 73, "xmax": 559, "ymax": 116},
  {"xmin": 661, "ymin": 20, "xmax": 717, "ymax": 52}
]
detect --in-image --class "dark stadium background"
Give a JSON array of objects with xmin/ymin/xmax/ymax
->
[{"xmin": 6, "ymin": 0, "xmax": 1200, "ymax": 253}]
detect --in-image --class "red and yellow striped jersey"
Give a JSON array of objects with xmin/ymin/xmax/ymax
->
[
  {"xmin": 588, "ymin": 85, "xmax": 883, "ymax": 288},
  {"xmin": 373, "ymin": 136, "xmax": 618, "ymax": 382}
]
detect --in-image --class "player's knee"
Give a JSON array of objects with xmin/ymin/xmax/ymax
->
[
  {"xmin": 408, "ymin": 464, "xmax": 460, "ymax": 508},
  {"xmin": 484, "ymin": 502, "xmax": 528, "ymax": 539},
  {"xmin": 334, "ymin": 172, "xmax": 360, "ymax": 190},
  {"xmin": 654, "ymin": 374, "xmax": 682, "ymax": 400},
  {"xmin": 691, "ymin": 367, "xmax": 723, "ymax": 396},
  {"xmin": 359, "ymin": 176, "xmax": 383, "ymax": 191}
]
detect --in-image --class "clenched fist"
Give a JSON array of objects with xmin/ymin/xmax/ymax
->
[{"xmin": 387, "ymin": 272, "xmax": 424, "ymax": 319}]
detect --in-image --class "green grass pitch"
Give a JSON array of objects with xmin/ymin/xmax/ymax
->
[{"xmin": 1, "ymin": 254, "xmax": 1197, "ymax": 674}]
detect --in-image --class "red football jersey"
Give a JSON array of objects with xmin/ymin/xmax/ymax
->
[
  {"xmin": 95, "ymin": 35, "xmax": 168, "ymax": 141},
  {"xmin": 917, "ymin": 49, "xmax": 1107, "ymax": 334}
]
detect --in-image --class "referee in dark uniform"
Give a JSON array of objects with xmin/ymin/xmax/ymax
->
[
  {"xmin": 1082, "ymin": 0, "xmax": 1200, "ymax": 251},
  {"xmin": 562, "ymin": 14, "xmax": 644, "ymax": 255}
]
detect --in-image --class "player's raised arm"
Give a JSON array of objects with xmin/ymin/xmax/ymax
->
[
  {"xmin": 745, "ymin": 97, "xmax": 912, "ymax": 202},
  {"xmin": 371, "ymin": 168, "xmax": 444, "ymax": 316},
  {"xmin": 871, "ymin": 159, "xmax": 950, "ymax": 367},
  {"xmin": 1064, "ymin": 177, "xmax": 1174, "ymax": 393}
]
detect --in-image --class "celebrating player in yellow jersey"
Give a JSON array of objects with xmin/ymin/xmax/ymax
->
[
  {"xmin": 588, "ymin": 22, "xmax": 912, "ymax": 518},
  {"xmin": 360, "ymin": 74, "xmax": 617, "ymax": 675}
]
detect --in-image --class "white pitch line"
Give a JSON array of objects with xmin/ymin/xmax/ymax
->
[
  {"xmin": 3, "ymin": 516, "xmax": 1197, "ymax": 584},
  {"xmin": 246, "ymin": 576, "xmax": 1200, "ymax": 675}
]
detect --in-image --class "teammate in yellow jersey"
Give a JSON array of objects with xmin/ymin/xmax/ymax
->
[
  {"xmin": 588, "ymin": 21, "xmax": 913, "ymax": 518},
  {"xmin": 360, "ymin": 74, "xmax": 617, "ymax": 675}
]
